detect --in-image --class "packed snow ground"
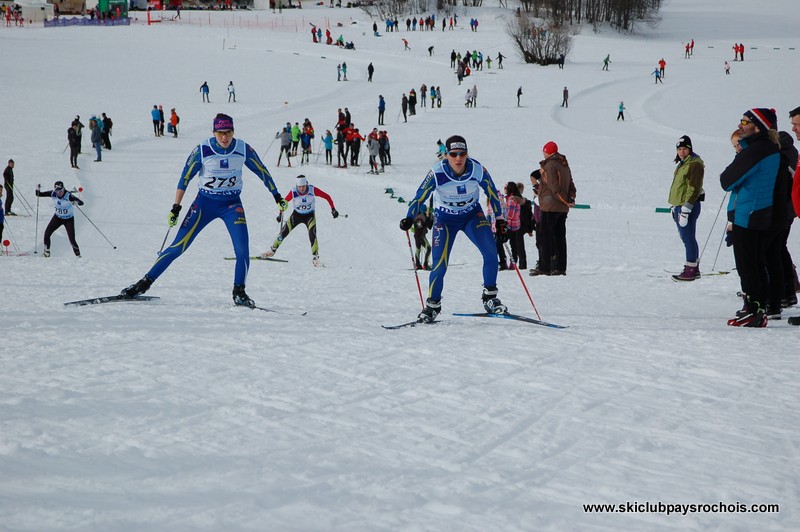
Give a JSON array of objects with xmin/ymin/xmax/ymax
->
[{"xmin": 1, "ymin": 1, "xmax": 799, "ymax": 530}]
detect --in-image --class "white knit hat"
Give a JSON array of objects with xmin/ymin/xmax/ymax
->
[{"xmin": 296, "ymin": 175, "xmax": 308, "ymax": 186}]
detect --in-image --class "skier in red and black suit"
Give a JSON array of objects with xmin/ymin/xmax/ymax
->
[{"xmin": 260, "ymin": 175, "xmax": 338, "ymax": 267}]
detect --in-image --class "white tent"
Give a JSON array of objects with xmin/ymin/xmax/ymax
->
[{"xmin": 17, "ymin": 0, "xmax": 55, "ymax": 22}]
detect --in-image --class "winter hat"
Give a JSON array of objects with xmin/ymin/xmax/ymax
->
[
  {"xmin": 212, "ymin": 113, "xmax": 234, "ymax": 131},
  {"xmin": 445, "ymin": 135, "xmax": 468, "ymax": 153},
  {"xmin": 54, "ymin": 181, "xmax": 65, "ymax": 190},
  {"xmin": 743, "ymin": 108, "xmax": 777, "ymax": 132},
  {"xmin": 676, "ymin": 135, "xmax": 692, "ymax": 150},
  {"xmin": 296, "ymin": 175, "xmax": 308, "ymax": 187},
  {"xmin": 542, "ymin": 141, "xmax": 558, "ymax": 156}
]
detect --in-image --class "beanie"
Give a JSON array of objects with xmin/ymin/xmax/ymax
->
[
  {"xmin": 296, "ymin": 175, "xmax": 308, "ymax": 187},
  {"xmin": 445, "ymin": 135, "xmax": 468, "ymax": 153},
  {"xmin": 54, "ymin": 181, "xmax": 64, "ymax": 190},
  {"xmin": 743, "ymin": 108, "xmax": 777, "ymax": 132},
  {"xmin": 543, "ymin": 141, "xmax": 558, "ymax": 156},
  {"xmin": 676, "ymin": 135, "xmax": 692, "ymax": 150},
  {"xmin": 212, "ymin": 113, "xmax": 234, "ymax": 131}
]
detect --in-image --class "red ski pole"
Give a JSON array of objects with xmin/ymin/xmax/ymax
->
[
  {"xmin": 504, "ymin": 240, "xmax": 541, "ymax": 320},
  {"xmin": 405, "ymin": 230, "xmax": 425, "ymax": 309}
]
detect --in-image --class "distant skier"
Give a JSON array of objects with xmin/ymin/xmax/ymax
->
[
  {"xmin": 517, "ymin": 86, "xmax": 523, "ymax": 107},
  {"xmin": 260, "ymin": 175, "xmax": 338, "ymax": 267},
  {"xmin": 227, "ymin": 81, "xmax": 236, "ymax": 102},
  {"xmin": 652, "ymin": 67, "xmax": 663, "ymax": 84},
  {"xmin": 35, "ymin": 180, "xmax": 84, "ymax": 258},
  {"xmin": 602, "ymin": 54, "xmax": 611, "ymax": 71},
  {"xmin": 617, "ymin": 101, "xmax": 626, "ymax": 121},
  {"xmin": 200, "ymin": 81, "xmax": 210, "ymax": 103},
  {"xmin": 561, "ymin": 86, "xmax": 569, "ymax": 107}
]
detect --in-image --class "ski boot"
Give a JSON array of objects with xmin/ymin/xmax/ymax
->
[
  {"xmin": 121, "ymin": 275, "xmax": 154, "ymax": 298},
  {"xmin": 312, "ymin": 254, "xmax": 321, "ymax": 267},
  {"xmin": 42, "ymin": 248, "xmax": 51, "ymax": 258},
  {"xmin": 418, "ymin": 298, "xmax": 441, "ymax": 323},
  {"xmin": 482, "ymin": 286, "xmax": 508, "ymax": 314},
  {"xmin": 232, "ymin": 284, "xmax": 255, "ymax": 308},
  {"xmin": 727, "ymin": 295, "xmax": 766, "ymax": 327}
]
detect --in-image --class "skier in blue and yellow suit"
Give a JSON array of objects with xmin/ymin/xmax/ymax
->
[
  {"xmin": 400, "ymin": 135, "xmax": 508, "ymax": 323},
  {"xmin": 121, "ymin": 113, "xmax": 288, "ymax": 307}
]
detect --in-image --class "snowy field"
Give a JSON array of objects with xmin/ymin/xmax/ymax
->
[{"xmin": 1, "ymin": 0, "xmax": 799, "ymax": 530}]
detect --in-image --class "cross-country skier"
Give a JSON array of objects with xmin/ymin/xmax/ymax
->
[
  {"xmin": 399, "ymin": 135, "xmax": 507, "ymax": 323},
  {"xmin": 260, "ymin": 175, "xmax": 338, "ymax": 267},
  {"xmin": 120, "ymin": 113, "xmax": 287, "ymax": 307},
  {"xmin": 35, "ymin": 180, "xmax": 83, "ymax": 258}
]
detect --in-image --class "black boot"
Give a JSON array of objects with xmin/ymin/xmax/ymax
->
[
  {"xmin": 121, "ymin": 275, "xmax": 153, "ymax": 298},
  {"xmin": 482, "ymin": 286, "xmax": 508, "ymax": 314},
  {"xmin": 232, "ymin": 284, "xmax": 255, "ymax": 308},
  {"xmin": 418, "ymin": 298, "xmax": 441, "ymax": 323}
]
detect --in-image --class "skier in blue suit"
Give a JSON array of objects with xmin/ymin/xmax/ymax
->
[
  {"xmin": 121, "ymin": 113, "xmax": 288, "ymax": 307},
  {"xmin": 400, "ymin": 135, "xmax": 508, "ymax": 322}
]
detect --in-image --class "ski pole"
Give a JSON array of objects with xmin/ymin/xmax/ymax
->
[
  {"xmin": 262, "ymin": 135, "xmax": 277, "ymax": 160},
  {"xmin": 405, "ymin": 230, "xmax": 425, "ymax": 309},
  {"xmin": 158, "ymin": 226, "xmax": 171, "ymax": 255},
  {"xmin": 698, "ymin": 192, "xmax": 728, "ymax": 264},
  {"xmin": 503, "ymin": 240, "xmax": 542, "ymax": 320},
  {"xmin": 711, "ymin": 223, "xmax": 729, "ymax": 272},
  {"xmin": 3, "ymin": 218, "xmax": 20, "ymax": 253},
  {"xmin": 74, "ymin": 204, "xmax": 117, "ymax": 249},
  {"xmin": 9, "ymin": 184, "xmax": 35, "ymax": 216},
  {"xmin": 34, "ymin": 186, "xmax": 40, "ymax": 254}
]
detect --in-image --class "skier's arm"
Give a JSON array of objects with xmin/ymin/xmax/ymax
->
[
  {"xmin": 479, "ymin": 168, "xmax": 504, "ymax": 218},
  {"xmin": 177, "ymin": 145, "xmax": 202, "ymax": 192},
  {"xmin": 313, "ymin": 187, "xmax": 336, "ymax": 210},
  {"xmin": 405, "ymin": 170, "xmax": 435, "ymax": 218}
]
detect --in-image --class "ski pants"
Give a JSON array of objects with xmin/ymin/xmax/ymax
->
[
  {"xmin": 673, "ymin": 202, "xmax": 701, "ymax": 263},
  {"xmin": 731, "ymin": 224, "xmax": 768, "ymax": 309},
  {"xmin": 539, "ymin": 211, "xmax": 568, "ymax": 273},
  {"xmin": 44, "ymin": 215, "xmax": 80, "ymax": 256},
  {"xmin": 148, "ymin": 194, "xmax": 250, "ymax": 286},
  {"xmin": 271, "ymin": 211, "xmax": 318, "ymax": 256},
  {"xmin": 427, "ymin": 208, "xmax": 498, "ymax": 302}
]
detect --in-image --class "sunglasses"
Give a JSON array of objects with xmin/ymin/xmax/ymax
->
[
  {"xmin": 740, "ymin": 119, "xmax": 752, "ymax": 126},
  {"xmin": 448, "ymin": 151, "xmax": 468, "ymax": 158}
]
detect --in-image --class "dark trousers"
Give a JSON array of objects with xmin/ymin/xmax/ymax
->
[
  {"xmin": 540, "ymin": 211, "xmax": 568, "ymax": 273},
  {"xmin": 44, "ymin": 215, "xmax": 80, "ymax": 255},
  {"xmin": 732, "ymin": 225, "xmax": 768, "ymax": 309},
  {"xmin": 4, "ymin": 183, "xmax": 13, "ymax": 213},
  {"xmin": 101, "ymin": 131, "xmax": 111, "ymax": 149},
  {"xmin": 508, "ymin": 229, "xmax": 527, "ymax": 269},
  {"xmin": 69, "ymin": 147, "xmax": 79, "ymax": 167}
]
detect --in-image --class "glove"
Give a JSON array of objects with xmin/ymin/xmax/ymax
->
[
  {"xmin": 331, "ymin": 209, "xmax": 339, "ymax": 219},
  {"xmin": 36, "ymin": 184, "xmax": 41, "ymax": 192},
  {"xmin": 678, "ymin": 206, "xmax": 691, "ymax": 227},
  {"xmin": 399, "ymin": 217, "xmax": 413, "ymax": 231},
  {"xmin": 276, "ymin": 213, "xmax": 282, "ymax": 223},
  {"xmin": 274, "ymin": 195, "xmax": 288, "ymax": 211},
  {"xmin": 168, "ymin": 203, "xmax": 182, "ymax": 227},
  {"xmin": 77, "ymin": 199, "xmax": 85, "ymax": 206},
  {"xmin": 495, "ymin": 218, "xmax": 508, "ymax": 235}
]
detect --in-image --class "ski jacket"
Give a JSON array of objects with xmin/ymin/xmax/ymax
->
[
  {"xmin": 35, "ymin": 189, "xmax": 81, "ymax": 219},
  {"xmin": 285, "ymin": 184, "xmax": 335, "ymax": 215},
  {"xmin": 323, "ymin": 133, "xmax": 333, "ymax": 151},
  {"xmin": 405, "ymin": 157, "xmax": 503, "ymax": 221},
  {"xmin": 539, "ymin": 153, "xmax": 576, "ymax": 213},
  {"xmin": 506, "ymin": 196, "xmax": 521, "ymax": 231},
  {"xmin": 178, "ymin": 138, "xmax": 280, "ymax": 201},
  {"xmin": 668, "ymin": 153, "xmax": 705, "ymax": 207},
  {"xmin": 720, "ymin": 131, "xmax": 779, "ymax": 229}
]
